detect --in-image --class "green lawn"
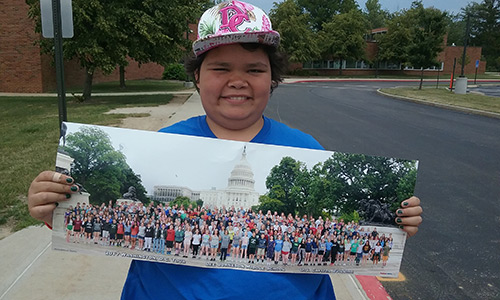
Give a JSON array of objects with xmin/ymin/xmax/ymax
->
[
  {"xmin": 380, "ymin": 87, "xmax": 500, "ymax": 114},
  {"xmin": 0, "ymin": 93, "xmax": 175, "ymax": 233},
  {"xmin": 65, "ymin": 79, "xmax": 190, "ymax": 93}
]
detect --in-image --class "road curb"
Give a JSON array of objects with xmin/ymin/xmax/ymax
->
[{"xmin": 376, "ymin": 88, "xmax": 500, "ymax": 120}]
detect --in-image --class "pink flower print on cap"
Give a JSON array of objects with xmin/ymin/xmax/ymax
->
[{"xmin": 193, "ymin": 0, "xmax": 280, "ymax": 57}]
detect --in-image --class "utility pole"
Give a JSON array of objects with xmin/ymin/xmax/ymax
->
[
  {"xmin": 460, "ymin": 15, "xmax": 471, "ymax": 77},
  {"xmin": 455, "ymin": 14, "xmax": 470, "ymax": 94}
]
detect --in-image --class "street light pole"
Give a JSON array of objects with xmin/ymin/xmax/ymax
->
[{"xmin": 460, "ymin": 14, "xmax": 471, "ymax": 77}]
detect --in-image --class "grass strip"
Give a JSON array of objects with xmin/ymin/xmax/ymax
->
[{"xmin": 380, "ymin": 87, "xmax": 500, "ymax": 114}]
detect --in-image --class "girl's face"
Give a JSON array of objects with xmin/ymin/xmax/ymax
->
[{"xmin": 196, "ymin": 44, "xmax": 272, "ymax": 140}]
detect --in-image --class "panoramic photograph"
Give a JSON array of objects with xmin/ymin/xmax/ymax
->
[{"xmin": 52, "ymin": 122, "xmax": 418, "ymax": 277}]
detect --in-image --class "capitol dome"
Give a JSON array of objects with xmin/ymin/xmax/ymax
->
[{"xmin": 227, "ymin": 146, "xmax": 255, "ymax": 191}]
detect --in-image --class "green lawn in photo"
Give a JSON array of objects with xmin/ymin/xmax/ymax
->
[
  {"xmin": 380, "ymin": 87, "xmax": 500, "ymax": 114},
  {"xmin": 0, "ymin": 92, "xmax": 175, "ymax": 234}
]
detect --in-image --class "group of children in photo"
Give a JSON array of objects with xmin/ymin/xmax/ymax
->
[{"xmin": 63, "ymin": 201, "xmax": 394, "ymax": 267}]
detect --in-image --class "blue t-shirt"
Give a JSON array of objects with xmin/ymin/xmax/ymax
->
[
  {"xmin": 121, "ymin": 115, "xmax": 334, "ymax": 300},
  {"xmin": 158, "ymin": 115, "xmax": 324, "ymax": 150}
]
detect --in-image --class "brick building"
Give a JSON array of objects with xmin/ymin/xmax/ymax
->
[
  {"xmin": 0, "ymin": 2, "xmax": 196, "ymax": 93},
  {"xmin": 300, "ymin": 28, "xmax": 486, "ymax": 77}
]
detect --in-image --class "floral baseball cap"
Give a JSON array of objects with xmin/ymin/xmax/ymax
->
[{"xmin": 193, "ymin": 1, "xmax": 280, "ymax": 57}]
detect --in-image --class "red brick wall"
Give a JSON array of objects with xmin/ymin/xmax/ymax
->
[
  {"xmin": 1, "ymin": 1, "xmax": 166, "ymax": 93},
  {"xmin": 442, "ymin": 46, "xmax": 485, "ymax": 75},
  {"xmin": 0, "ymin": 0, "xmax": 44, "ymax": 93},
  {"xmin": 41, "ymin": 58, "xmax": 165, "ymax": 92}
]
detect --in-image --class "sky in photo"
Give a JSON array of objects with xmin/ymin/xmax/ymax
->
[{"xmin": 252, "ymin": 0, "xmax": 478, "ymax": 15}]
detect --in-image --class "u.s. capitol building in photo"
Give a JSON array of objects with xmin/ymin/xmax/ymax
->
[{"xmin": 152, "ymin": 148, "xmax": 260, "ymax": 209}]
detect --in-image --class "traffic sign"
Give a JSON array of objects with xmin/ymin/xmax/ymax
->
[
  {"xmin": 41, "ymin": 0, "xmax": 73, "ymax": 38},
  {"xmin": 476, "ymin": 60, "xmax": 480, "ymax": 68}
]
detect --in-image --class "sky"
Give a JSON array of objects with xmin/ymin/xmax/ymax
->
[{"xmin": 252, "ymin": 0, "xmax": 479, "ymax": 15}]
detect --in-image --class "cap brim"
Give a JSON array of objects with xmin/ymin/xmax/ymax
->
[{"xmin": 193, "ymin": 31, "xmax": 280, "ymax": 57}]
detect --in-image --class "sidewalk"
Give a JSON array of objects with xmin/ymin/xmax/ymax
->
[{"xmin": 0, "ymin": 92, "xmax": 371, "ymax": 300}]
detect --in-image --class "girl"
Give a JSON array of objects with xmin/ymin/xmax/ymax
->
[
  {"xmin": 192, "ymin": 228, "xmax": 202, "ymax": 258},
  {"xmin": 231, "ymin": 227, "xmax": 241, "ymax": 261},
  {"xmin": 183, "ymin": 225, "xmax": 193, "ymax": 258},
  {"xmin": 281, "ymin": 235, "xmax": 292, "ymax": 266},
  {"xmin": 210, "ymin": 228, "xmax": 220, "ymax": 261},
  {"xmin": 165, "ymin": 225, "xmax": 175, "ymax": 255},
  {"xmin": 240, "ymin": 230, "xmax": 249, "ymax": 260},
  {"xmin": 200, "ymin": 229, "xmax": 211, "ymax": 259}
]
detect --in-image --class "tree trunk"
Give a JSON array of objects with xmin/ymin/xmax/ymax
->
[
  {"xmin": 339, "ymin": 59, "xmax": 343, "ymax": 76},
  {"xmin": 119, "ymin": 65, "xmax": 126, "ymax": 88},
  {"xmin": 83, "ymin": 67, "xmax": 94, "ymax": 101},
  {"xmin": 375, "ymin": 61, "xmax": 380, "ymax": 78},
  {"xmin": 419, "ymin": 67, "xmax": 424, "ymax": 90}
]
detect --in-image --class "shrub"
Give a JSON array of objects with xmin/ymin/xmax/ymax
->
[{"xmin": 162, "ymin": 63, "xmax": 187, "ymax": 81}]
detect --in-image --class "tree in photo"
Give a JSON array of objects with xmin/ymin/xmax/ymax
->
[
  {"xmin": 265, "ymin": 157, "xmax": 306, "ymax": 215},
  {"xmin": 321, "ymin": 153, "xmax": 417, "ymax": 224},
  {"xmin": 63, "ymin": 127, "xmax": 147, "ymax": 205},
  {"xmin": 319, "ymin": 9, "xmax": 367, "ymax": 75},
  {"xmin": 257, "ymin": 195, "xmax": 285, "ymax": 214}
]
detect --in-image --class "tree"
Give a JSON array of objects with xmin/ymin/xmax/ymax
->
[
  {"xmin": 321, "ymin": 153, "xmax": 417, "ymax": 216},
  {"xmin": 171, "ymin": 196, "xmax": 193, "ymax": 209},
  {"xmin": 446, "ymin": 13, "xmax": 466, "ymax": 46},
  {"xmin": 377, "ymin": 12, "xmax": 412, "ymax": 67},
  {"xmin": 115, "ymin": 0, "xmax": 207, "ymax": 88},
  {"xmin": 257, "ymin": 195, "xmax": 285, "ymax": 214},
  {"xmin": 269, "ymin": 0, "xmax": 320, "ymax": 63},
  {"xmin": 26, "ymin": 0, "xmax": 206, "ymax": 100},
  {"xmin": 465, "ymin": 0, "xmax": 500, "ymax": 71},
  {"xmin": 406, "ymin": 2, "xmax": 447, "ymax": 89},
  {"xmin": 319, "ymin": 9, "xmax": 367, "ymax": 75},
  {"xmin": 297, "ymin": 0, "xmax": 358, "ymax": 31},
  {"xmin": 265, "ymin": 157, "xmax": 306, "ymax": 215},
  {"xmin": 63, "ymin": 127, "xmax": 147, "ymax": 205},
  {"xmin": 364, "ymin": 0, "xmax": 390, "ymax": 29},
  {"xmin": 377, "ymin": 1, "xmax": 447, "ymax": 89}
]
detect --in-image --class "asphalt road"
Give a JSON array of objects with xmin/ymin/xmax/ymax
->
[
  {"xmin": 470, "ymin": 85, "xmax": 500, "ymax": 97},
  {"xmin": 265, "ymin": 81, "xmax": 500, "ymax": 300}
]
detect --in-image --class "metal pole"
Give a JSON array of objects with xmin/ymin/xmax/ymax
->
[
  {"xmin": 474, "ymin": 66, "xmax": 478, "ymax": 84},
  {"xmin": 450, "ymin": 58, "xmax": 457, "ymax": 91},
  {"xmin": 460, "ymin": 15, "xmax": 471, "ymax": 77},
  {"xmin": 437, "ymin": 62, "xmax": 441, "ymax": 89},
  {"xmin": 52, "ymin": 0, "xmax": 67, "ymax": 135}
]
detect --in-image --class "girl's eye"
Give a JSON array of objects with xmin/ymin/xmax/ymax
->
[
  {"xmin": 249, "ymin": 69, "xmax": 265, "ymax": 73},
  {"xmin": 212, "ymin": 68, "xmax": 228, "ymax": 72}
]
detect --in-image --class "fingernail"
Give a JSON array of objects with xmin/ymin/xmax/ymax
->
[
  {"xmin": 71, "ymin": 186, "xmax": 78, "ymax": 192},
  {"xmin": 66, "ymin": 178, "xmax": 73, "ymax": 183},
  {"xmin": 403, "ymin": 202, "xmax": 409, "ymax": 207},
  {"xmin": 396, "ymin": 218, "xmax": 402, "ymax": 223},
  {"xmin": 397, "ymin": 210, "xmax": 404, "ymax": 215},
  {"xmin": 66, "ymin": 194, "xmax": 71, "ymax": 199},
  {"xmin": 399, "ymin": 225, "xmax": 404, "ymax": 229},
  {"xmin": 55, "ymin": 202, "xmax": 59, "ymax": 207}
]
